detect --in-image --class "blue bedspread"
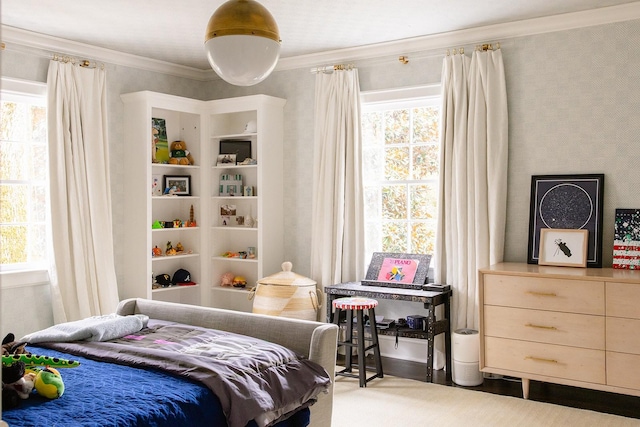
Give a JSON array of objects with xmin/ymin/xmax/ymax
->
[{"xmin": 1, "ymin": 347, "xmax": 310, "ymax": 427}]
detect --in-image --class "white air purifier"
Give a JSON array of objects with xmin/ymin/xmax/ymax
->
[{"xmin": 452, "ymin": 328, "xmax": 483, "ymax": 386}]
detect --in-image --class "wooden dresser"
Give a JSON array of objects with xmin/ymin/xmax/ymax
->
[{"xmin": 479, "ymin": 262, "xmax": 640, "ymax": 398}]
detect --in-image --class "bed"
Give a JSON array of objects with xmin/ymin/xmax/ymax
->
[{"xmin": 1, "ymin": 298, "xmax": 339, "ymax": 427}]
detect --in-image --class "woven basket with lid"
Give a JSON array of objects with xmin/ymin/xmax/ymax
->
[{"xmin": 251, "ymin": 261, "xmax": 320, "ymax": 320}]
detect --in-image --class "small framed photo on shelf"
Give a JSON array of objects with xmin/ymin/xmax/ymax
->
[
  {"xmin": 221, "ymin": 204, "xmax": 236, "ymax": 215},
  {"xmin": 163, "ymin": 175, "xmax": 191, "ymax": 196},
  {"xmin": 538, "ymin": 228, "xmax": 589, "ymax": 268},
  {"xmin": 217, "ymin": 154, "xmax": 236, "ymax": 166}
]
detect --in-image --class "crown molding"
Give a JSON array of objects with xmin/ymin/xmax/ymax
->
[
  {"xmin": 1, "ymin": 26, "xmax": 213, "ymax": 81},
  {"xmin": 3, "ymin": 2, "xmax": 640, "ymax": 81},
  {"xmin": 277, "ymin": 2, "xmax": 640, "ymax": 71}
]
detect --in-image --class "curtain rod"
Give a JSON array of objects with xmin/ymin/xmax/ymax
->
[
  {"xmin": 310, "ymin": 40, "xmax": 505, "ymax": 73},
  {"xmin": 2, "ymin": 41, "xmax": 104, "ymax": 69},
  {"xmin": 310, "ymin": 63, "xmax": 356, "ymax": 74},
  {"xmin": 446, "ymin": 42, "xmax": 502, "ymax": 56},
  {"xmin": 52, "ymin": 54, "xmax": 104, "ymax": 70}
]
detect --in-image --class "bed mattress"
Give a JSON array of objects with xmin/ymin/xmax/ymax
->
[{"xmin": 1, "ymin": 346, "xmax": 311, "ymax": 427}]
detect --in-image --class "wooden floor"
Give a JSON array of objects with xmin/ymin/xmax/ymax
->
[{"xmin": 339, "ymin": 355, "xmax": 640, "ymax": 420}]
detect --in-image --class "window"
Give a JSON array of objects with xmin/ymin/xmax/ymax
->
[
  {"xmin": 361, "ymin": 85, "xmax": 441, "ymax": 263},
  {"xmin": 0, "ymin": 78, "xmax": 49, "ymax": 273}
]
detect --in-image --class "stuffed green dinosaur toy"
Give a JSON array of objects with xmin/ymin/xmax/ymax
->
[{"xmin": 2, "ymin": 333, "xmax": 79, "ymax": 406}]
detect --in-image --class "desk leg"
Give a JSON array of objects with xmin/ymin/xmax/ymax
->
[
  {"xmin": 326, "ymin": 295, "xmax": 336, "ymax": 323},
  {"xmin": 426, "ymin": 303, "xmax": 436, "ymax": 382},
  {"xmin": 444, "ymin": 294, "xmax": 452, "ymax": 382}
]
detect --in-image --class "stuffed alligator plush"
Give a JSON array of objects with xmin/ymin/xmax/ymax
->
[{"xmin": 2, "ymin": 333, "xmax": 79, "ymax": 407}]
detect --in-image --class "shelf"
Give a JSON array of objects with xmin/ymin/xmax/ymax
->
[
  {"xmin": 152, "ymin": 164, "xmax": 200, "ymax": 170},
  {"xmin": 212, "ymin": 164, "xmax": 257, "ymax": 170},
  {"xmin": 211, "ymin": 285, "xmax": 252, "ymax": 294},
  {"xmin": 152, "ymin": 284, "xmax": 200, "ymax": 293},
  {"xmin": 152, "ymin": 253, "xmax": 199, "ymax": 262},
  {"xmin": 152, "ymin": 227, "xmax": 200, "ymax": 233},
  {"xmin": 211, "ymin": 132, "xmax": 257, "ymax": 140},
  {"xmin": 152, "ymin": 196, "xmax": 200, "ymax": 201},
  {"xmin": 211, "ymin": 226, "xmax": 257, "ymax": 231},
  {"xmin": 212, "ymin": 196, "xmax": 257, "ymax": 200},
  {"xmin": 338, "ymin": 322, "xmax": 430, "ymax": 340},
  {"xmin": 212, "ymin": 256, "xmax": 258, "ymax": 263}
]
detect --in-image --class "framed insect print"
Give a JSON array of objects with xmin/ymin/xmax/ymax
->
[
  {"xmin": 527, "ymin": 174, "xmax": 604, "ymax": 268},
  {"xmin": 539, "ymin": 228, "xmax": 588, "ymax": 267}
]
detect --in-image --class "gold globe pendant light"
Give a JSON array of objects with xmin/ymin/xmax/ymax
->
[{"xmin": 204, "ymin": 0, "xmax": 281, "ymax": 86}]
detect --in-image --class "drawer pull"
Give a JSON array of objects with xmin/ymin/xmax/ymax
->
[
  {"xmin": 525, "ymin": 356, "xmax": 558, "ymax": 364},
  {"xmin": 526, "ymin": 291, "xmax": 557, "ymax": 297},
  {"xmin": 525, "ymin": 323, "xmax": 557, "ymax": 330}
]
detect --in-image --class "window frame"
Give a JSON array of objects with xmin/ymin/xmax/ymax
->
[
  {"xmin": 0, "ymin": 77, "xmax": 50, "ymax": 287},
  {"xmin": 360, "ymin": 84, "xmax": 441, "ymax": 278}
]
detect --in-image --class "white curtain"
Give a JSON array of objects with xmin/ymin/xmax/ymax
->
[
  {"xmin": 47, "ymin": 60, "xmax": 120, "ymax": 323},
  {"xmin": 310, "ymin": 69, "xmax": 366, "ymax": 300},
  {"xmin": 435, "ymin": 48, "xmax": 508, "ymax": 331}
]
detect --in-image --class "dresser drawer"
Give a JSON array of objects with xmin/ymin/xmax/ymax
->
[
  {"xmin": 607, "ymin": 352, "xmax": 640, "ymax": 390},
  {"xmin": 483, "ymin": 305, "xmax": 604, "ymax": 349},
  {"xmin": 484, "ymin": 336, "xmax": 605, "ymax": 384},
  {"xmin": 483, "ymin": 274, "xmax": 604, "ymax": 315},
  {"xmin": 606, "ymin": 282, "xmax": 640, "ymax": 319},
  {"xmin": 607, "ymin": 317, "xmax": 640, "ymax": 354}
]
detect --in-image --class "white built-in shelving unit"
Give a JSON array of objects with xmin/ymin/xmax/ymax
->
[{"xmin": 121, "ymin": 91, "xmax": 285, "ymax": 311}]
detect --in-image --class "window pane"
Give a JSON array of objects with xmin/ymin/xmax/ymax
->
[
  {"xmin": 410, "ymin": 183, "xmax": 438, "ymax": 220},
  {"xmin": 27, "ymin": 223, "xmax": 47, "ymax": 263},
  {"xmin": 382, "ymin": 185, "xmax": 406, "ymax": 219},
  {"xmin": 382, "ymin": 221, "xmax": 408, "ymax": 253},
  {"xmin": 0, "ymin": 142, "xmax": 30, "ymax": 180},
  {"xmin": 365, "ymin": 223, "xmax": 381, "ymax": 254},
  {"xmin": 362, "ymin": 146, "xmax": 384, "ymax": 183},
  {"xmin": 385, "ymin": 147, "xmax": 409, "ymax": 180},
  {"xmin": 0, "ymin": 224, "xmax": 28, "ymax": 264},
  {"xmin": 411, "ymin": 221, "xmax": 436, "ymax": 254},
  {"xmin": 0, "ymin": 184, "xmax": 28, "ymax": 222},
  {"xmin": 31, "ymin": 185, "xmax": 47, "ymax": 222},
  {"xmin": 29, "ymin": 144, "xmax": 48, "ymax": 181},
  {"xmin": 412, "ymin": 144, "xmax": 439, "ymax": 179},
  {"xmin": 412, "ymin": 106, "xmax": 440, "ymax": 144},
  {"xmin": 364, "ymin": 187, "xmax": 381, "ymax": 218},
  {"xmin": 362, "ymin": 111, "xmax": 383, "ymax": 147},
  {"xmin": 1, "ymin": 102, "xmax": 26, "ymax": 141},
  {"xmin": 384, "ymin": 109, "xmax": 409, "ymax": 144},
  {"xmin": 29, "ymin": 106, "xmax": 47, "ymax": 142}
]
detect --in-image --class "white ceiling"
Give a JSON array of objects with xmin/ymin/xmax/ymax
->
[{"xmin": 2, "ymin": 0, "xmax": 640, "ymax": 71}]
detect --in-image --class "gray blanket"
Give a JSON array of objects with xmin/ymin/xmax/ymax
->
[
  {"xmin": 39, "ymin": 319, "xmax": 331, "ymax": 427},
  {"xmin": 21, "ymin": 313, "xmax": 149, "ymax": 343}
]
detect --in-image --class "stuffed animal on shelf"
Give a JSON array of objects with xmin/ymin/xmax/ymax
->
[
  {"xmin": 220, "ymin": 272, "xmax": 234, "ymax": 287},
  {"xmin": 168, "ymin": 140, "xmax": 194, "ymax": 165}
]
